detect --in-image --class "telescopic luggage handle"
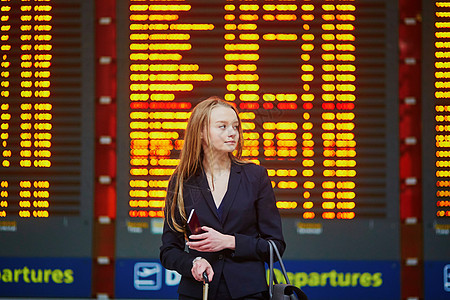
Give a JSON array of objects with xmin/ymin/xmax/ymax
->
[{"xmin": 202, "ymin": 271, "xmax": 209, "ymax": 300}]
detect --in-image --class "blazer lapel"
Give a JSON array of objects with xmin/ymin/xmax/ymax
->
[
  {"xmin": 194, "ymin": 169, "xmax": 222, "ymax": 223},
  {"xmin": 219, "ymin": 162, "xmax": 242, "ymax": 224}
]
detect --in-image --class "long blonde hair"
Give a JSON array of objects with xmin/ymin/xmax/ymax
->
[{"xmin": 165, "ymin": 96, "xmax": 245, "ymax": 233}]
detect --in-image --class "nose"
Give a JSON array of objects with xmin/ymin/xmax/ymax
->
[{"xmin": 228, "ymin": 126, "xmax": 237, "ymax": 136}]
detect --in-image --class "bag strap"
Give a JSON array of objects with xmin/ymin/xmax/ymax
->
[
  {"xmin": 268, "ymin": 240, "xmax": 308, "ymax": 300},
  {"xmin": 268, "ymin": 240, "xmax": 291, "ymax": 284},
  {"xmin": 268, "ymin": 240, "xmax": 291, "ymax": 299},
  {"xmin": 268, "ymin": 239, "xmax": 274, "ymax": 299}
]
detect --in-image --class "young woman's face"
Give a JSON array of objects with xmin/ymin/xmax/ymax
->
[{"xmin": 202, "ymin": 106, "xmax": 239, "ymax": 153}]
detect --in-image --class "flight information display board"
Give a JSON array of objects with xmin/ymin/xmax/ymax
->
[
  {"xmin": 422, "ymin": 0, "xmax": 450, "ymax": 258},
  {"xmin": 422, "ymin": 1, "xmax": 450, "ymax": 298},
  {"xmin": 0, "ymin": 0, "xmax": 94, "ymax": 258},
  {"xmin": 116, "ymin": 0, "xmax": 399, "ymax": 263}
]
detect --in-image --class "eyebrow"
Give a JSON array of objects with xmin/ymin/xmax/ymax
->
[{"xmin": 214, "ymin": 120, "xmax": 238, "ymax": 124}]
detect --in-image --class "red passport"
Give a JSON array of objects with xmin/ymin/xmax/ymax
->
[{"xmin": 187, "ymin": 209, "xmax": 205, "ymax": 234}]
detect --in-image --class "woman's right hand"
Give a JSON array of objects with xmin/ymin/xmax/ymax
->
[{"xmin": 191, "ymin": 257, "xmax": 214, "ymax": 283}]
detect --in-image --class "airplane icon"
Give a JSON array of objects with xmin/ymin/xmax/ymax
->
[
  {"xmin": 134, "ymin": 262, "xmax": 162, "ymax": 290},
  {"xmin": 137, "ymin": 266, "xmax": 159, "ymax": 278}
]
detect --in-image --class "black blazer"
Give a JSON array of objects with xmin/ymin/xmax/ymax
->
[{"xmin": 160, "ymin": 161, "xmax": 285, "ymax": 299}]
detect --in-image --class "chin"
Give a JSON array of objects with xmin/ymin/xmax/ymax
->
[{"xmin": 222, "ymin": 147, "xmax": 236, "ymax": 153}]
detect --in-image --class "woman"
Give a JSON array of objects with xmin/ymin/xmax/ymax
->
[{"xmin": 160, "ymin": 96, "xmax": 285, "ymax": 299}]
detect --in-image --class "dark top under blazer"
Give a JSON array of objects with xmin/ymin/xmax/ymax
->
[{"xmin": 160, "ymin": 161, "xmax": 285, "ymax": 299}]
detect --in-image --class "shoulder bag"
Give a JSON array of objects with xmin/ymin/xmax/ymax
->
[{"xmin": 268, "ymin": 240, "xmax": 308, "ymax": 300}]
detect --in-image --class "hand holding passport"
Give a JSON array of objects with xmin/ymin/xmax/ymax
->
[{"xmin": 187, "ymin": 209, "xmax": 206, "ymax": 235}]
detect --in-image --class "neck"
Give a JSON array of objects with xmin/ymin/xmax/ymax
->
[{"xmin": 203, "ymin": 152, "xmax": 231, "ymax": 175}]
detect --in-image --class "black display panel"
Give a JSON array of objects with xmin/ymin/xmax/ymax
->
[
  {"xmin": 0, "ymin": 0, "xmax": 94, "ymax": 257},
  {"xmin": 422, "ymin": 0, "xmax": 450, "ymax": 261},
  {"xmin": 116, "ymin": 0, "xmax": 399, "ymax": 261}
]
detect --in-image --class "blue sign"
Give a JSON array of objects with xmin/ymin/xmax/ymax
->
[
  {"xmin": 424, "ymin": 261, "xmax": 450, "ymax": 300},
  {"xmin": 115, "ymin": 259, "xmax": 400, "ymax": 299},
  {"xmin": 277, "ymin": 260, "xmax": 400, "ymax": 300},
  {"xmin": 0, "ymin": 257, "xmax": 92, "ymax": 297},
  {"xmin": 116, "ymin": 259, "xmax": 180, "ymax": 299}
]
